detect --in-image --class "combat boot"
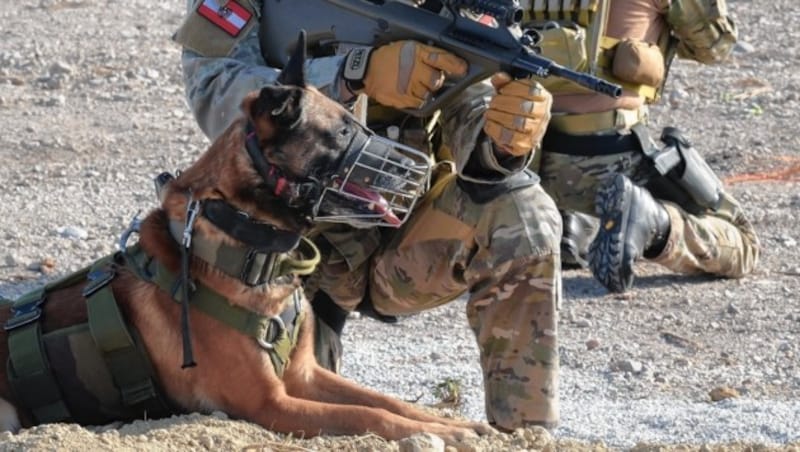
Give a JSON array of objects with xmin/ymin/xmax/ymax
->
[
  {"xmin": 589, "ymin": 174, "xmax": 671, "ymax": 293},
  {"xmin": 310, "ymin": 291, "xmax": 348, "ymax": 373},
  {"xmin": 560, "ymin": 210, "xmax": 597, "ymax": 270}
]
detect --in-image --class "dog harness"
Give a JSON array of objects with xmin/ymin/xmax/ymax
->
[{"xmin": 3, "ymin": 211, "xmax": 320, "ymax": 425}]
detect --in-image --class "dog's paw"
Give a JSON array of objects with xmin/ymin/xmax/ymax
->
[
  {"xmin": 436, "ymin": 426, "xmax": 480, "ymax": 445},
  {"xmin": 467, "ymin": 421, "xmax": 498, "ymax": 436}
]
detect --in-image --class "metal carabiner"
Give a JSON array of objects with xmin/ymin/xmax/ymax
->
[
  {"xmin": 256, "ymin": 315, "xmax": 287, "ymax": 350},
  {"xmin": 118, "ymin": 209, "xmax": 143, "ymax": 250}
]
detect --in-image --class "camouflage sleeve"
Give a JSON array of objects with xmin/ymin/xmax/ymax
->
[
  {"xmin": 181, "ymin": 20, "xmax": 345, "ymax": 140},
  {"xmin": 439, "ymin": 80, "xmax": 535, "ymax": 184}
]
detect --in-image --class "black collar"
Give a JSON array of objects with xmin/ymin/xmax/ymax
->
[{"xmin": 201, "ymin": 199, "xmax": 300, "ymax": 252}]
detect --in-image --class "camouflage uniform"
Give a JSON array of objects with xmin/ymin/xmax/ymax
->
[
  {"xmin": 176, "ymin": 0, "xmax": 561, "ymax": 430},
  {"xmin": 533, "ymin": 0, "xmax": 759, "ymax": 280}
]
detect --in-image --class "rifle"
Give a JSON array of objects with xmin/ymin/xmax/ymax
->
[{"xmin": 326, "ymin": 0, "xmax": 622, "ymax": 117}]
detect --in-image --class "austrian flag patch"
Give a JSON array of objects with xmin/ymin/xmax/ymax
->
[{"xmin": 197, "ymin": 0, "xmax": 252, "ymax": 37}]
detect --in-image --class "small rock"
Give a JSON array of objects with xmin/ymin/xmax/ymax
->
[
  {"xmin": 734, "ymin": 41, "xmax": 755, "ymax": 53},
  {"xmin": 399, "ymin": 433, "xmax": 445, "ymax": 452},
  {"xmin": 49, "ymin": 61, "xmax": 74, "ymax": 75},
  {"xmin": 585, "ymin": 338, "xmax": 601, "ymax": 351},
  {"xmin": 3, "ymin": 253, "xmax": 20, "ymax": 267},
  {"xmin": 198, "ymin": 435, "xmax": 214, "ymax": 450},
  {"xmin": 29, "ymin": 256, "xmax": 57, "ymax": 274},
  {"xmin": 574, "ymin": 318, "xmax": 592, "ymax": 328},
  {"xmin": 726, "ymin": 303, "xmax": 740, "ymax": 315},
  {"xmin": 57, "ymin": 225, "xmax": 89, "ymax": 240},
  {"xmin": 44, "ymin": 94, "xmax": 66, "ymax": 107},
  {"xmin": 709, "ymin": 386, "xmax": 740, "ymax": 402},
  {"xmin": 674, "ymin": 358, "xmax": 690, "ymax": 368},
  {"xmin": 612, "ymin": 359, "xmax": 643, "ymax": 373}
]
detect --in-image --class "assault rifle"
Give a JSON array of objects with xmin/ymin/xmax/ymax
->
[{"xmin": 326, "ymin": 0, "xmax": 622, "ymax": 117}]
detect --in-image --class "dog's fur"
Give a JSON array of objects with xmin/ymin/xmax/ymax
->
[{"xmin": 0, "ymin": 46, "xmax": 493, "ymax": 444}]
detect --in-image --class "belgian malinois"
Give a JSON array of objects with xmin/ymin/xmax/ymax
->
[{"xmin": 0, "ymin": 34, "xmax": 493, "ymax": 444}]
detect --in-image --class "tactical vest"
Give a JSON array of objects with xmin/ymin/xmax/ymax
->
[{"xmin": 3, "ymin": 243, "xmax": 309, "ymax": 426}]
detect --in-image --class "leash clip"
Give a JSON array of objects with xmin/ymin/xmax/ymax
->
[
  {"xmin": 182, "ymin": 199, "xmax": 201, "ymax": 249},
  {"xmin": 118, "ymin": 210, "xmax": 143, "ymax": 250}
]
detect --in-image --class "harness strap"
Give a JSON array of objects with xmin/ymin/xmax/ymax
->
[
  {"xmin": 5, "ymin": 284, "xmax": 72, "ymax": 424},
  {"xmin": 84, "ymin": 256, "xmax": 172, "ymax": 417},
  {"xmin": 169, "ymin": 219, "xmax": 320, "ymax": 286},
  {"xmin": 7, "ymin": 320, "xmax": 72, "ymax": 424},
  {"xmin": 130, "ymin": 244, "xmax": 305, "ymax": 377}
]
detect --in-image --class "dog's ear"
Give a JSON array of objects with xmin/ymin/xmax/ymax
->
[
  {"xmin": 242, "ymin": 85, "xmax": 303, "ymax": 141},
  {"xmin": 276, "ymin": 30, "xmax": 307, "ymax": 88}
]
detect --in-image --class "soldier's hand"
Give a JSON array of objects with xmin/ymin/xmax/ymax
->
[
  {"xmin": 342, "ymin": 41, "xmax": 467, "ymax": 109},
  {"xmin": 484, "ymin": 73, "xmax": 552, "ymax": 157}
]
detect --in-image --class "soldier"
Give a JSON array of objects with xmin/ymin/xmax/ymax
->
[
  {"xmin": 173, "ymin": 0, "xmax": 561, "ymax": 431},
  {"xmin": 525, "ymin": 0, "xmax": 760, "ymax": 292}
]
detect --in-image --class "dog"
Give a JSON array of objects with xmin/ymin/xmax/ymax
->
[{"xmin": 0, "ymin": 34, "xmax": 493, "ymax": 443}]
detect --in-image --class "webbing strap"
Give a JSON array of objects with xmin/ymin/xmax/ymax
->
[
  {"xmin": 7, "ymin": 322, "xmax": 71, "ymax": 424},
  {"xmin": 84, "ymin": 261, "xmax": 170, "ymax": 416},
  {"xmin": 141, "ymin": 249, "xmax": 301, "ymax": 377}
]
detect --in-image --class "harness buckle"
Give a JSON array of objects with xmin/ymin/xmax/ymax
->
[
  {"xmin": 4, "ymin": 296, "xmax": 46, "ymax": 331},
  {"xmin": 241, "ymin": 249, "xmax": 276, "ymax": 287},
  {"xmin": 256, "ymin": 315, "xmax": 287, "ymax": 350},
  {"xmin": 82, "ymin": 267, "xmax": 117, "ymax": 298},
  {"xmin": 183, "ymin": 199, "xmax": 202, "ymax": 249}
]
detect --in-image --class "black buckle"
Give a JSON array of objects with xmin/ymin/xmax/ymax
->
[
  {"xmin": 241, "ymin": 250, "xmax": 275, "ymax": 287},
  {"xmin": 4, "ymin": 296, "xmax": 46, "ymax": 331},
  {"xmin": 82, "ymin": 267, "xmax": 116, "ymax": 298}
]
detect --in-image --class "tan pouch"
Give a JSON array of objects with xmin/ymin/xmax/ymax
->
[
  {"xmin": 611, "ymin": 38, "xmax": 665, "ymax": 87},
  {"xmin": 172, "ymin": 0, "xmax": 258, "ymax": 57},
  {"xmin": 533, "ymin": 25, "xmax": 591, "ymax": 94}
]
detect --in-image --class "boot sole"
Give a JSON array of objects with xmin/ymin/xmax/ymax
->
[{"xmin": 589, "ymin": 175, "xmax": 634, "ymax": 293}]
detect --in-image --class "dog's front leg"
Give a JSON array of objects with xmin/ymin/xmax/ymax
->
[
  {"xmin": 283, "ymin": 365, "xmax": 496, "ymax": 436},
  {"xmin": 247, "ymin": 393, "xmax": 481, "ymax": 445}
]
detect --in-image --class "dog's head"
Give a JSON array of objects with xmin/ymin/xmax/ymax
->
[{"xmin": 236, "ymin": 32, "xmax": 431, "ymax": 229}]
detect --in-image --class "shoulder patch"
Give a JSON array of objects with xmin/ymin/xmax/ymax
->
[{"xmin": 173, "ymin": 0, "xmax": 258, "ymax": 57}]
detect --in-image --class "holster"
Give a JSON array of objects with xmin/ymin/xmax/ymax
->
[{"xmin": 631, "ymin": 124, "xmax": 723, "ymax": 214}]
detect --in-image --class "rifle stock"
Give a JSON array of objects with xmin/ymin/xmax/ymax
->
[{"xmin": 326, "ymin": 0, "xmax": 622, "ymax": 117}]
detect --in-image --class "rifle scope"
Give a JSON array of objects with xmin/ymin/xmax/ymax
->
[{"xmin": 451, "ymin": 0, "xmax": 523, "ymax": 26}]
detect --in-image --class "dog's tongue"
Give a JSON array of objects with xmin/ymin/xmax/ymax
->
[{"xmin": 342, "ymin": 181, "xmax": 402, "ymax": 226}]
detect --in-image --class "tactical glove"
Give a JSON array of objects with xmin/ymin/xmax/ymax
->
[
  {"xmin": 484, "ymin": 72, "xmax": 552, "ymax": 157},
  {"xmin": 343, "ymin": 41, "xmax": 468, "ymax": 109}
]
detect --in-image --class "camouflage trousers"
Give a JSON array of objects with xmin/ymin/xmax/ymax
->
[
  {"xmin": 538, "ymin": 149, "xmax": 760, "ymax": 278},
  {"xmin": 306, "ymin": 171, "xmax": 563, "ymax": 430}
]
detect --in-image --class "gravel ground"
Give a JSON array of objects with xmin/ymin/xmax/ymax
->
[{"xmin": 1, "ymin": 0, "xmax": 799, "ymax": 450}]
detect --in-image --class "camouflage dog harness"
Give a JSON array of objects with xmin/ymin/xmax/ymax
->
[{"xmin": 3, "ymin": 207, "xmax": 319, "ymax": 426}]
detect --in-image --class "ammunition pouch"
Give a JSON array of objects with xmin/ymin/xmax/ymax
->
[
  {"xmin": 632, "ymin": 124, "xmax": 723, "ymax": 214},
  {"xmin": 610, "ymin": 38, "xmax": 665, "ymax": 88},
  {"xmin": 666, "ymin": 0, "xmax": 737, "ymax": 64},
  {"xmin": 457, "ymin": 169, "xmax": 540, "ymax": 204}
]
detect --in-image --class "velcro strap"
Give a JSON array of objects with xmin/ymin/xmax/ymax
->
[
  {"xmin": 85, "ymin": 263, "xmax": 170, "ymax": 415},
  {"xmin": 342, "ymin": 46, "xmax": 373, "ymax": 91},
  {"xmin": 8, "ymin": 323, "xmax": 72, "ymax": 424}
]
